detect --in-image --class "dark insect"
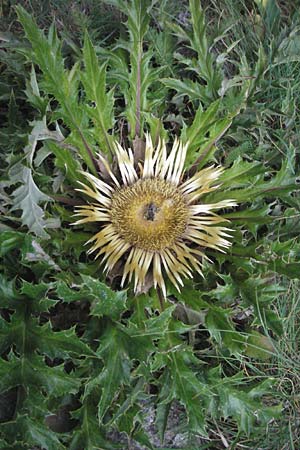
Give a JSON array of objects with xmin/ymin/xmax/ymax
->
[{"xmin": 144, "ymin": 203, "xmax": 158, "ymax": 221}]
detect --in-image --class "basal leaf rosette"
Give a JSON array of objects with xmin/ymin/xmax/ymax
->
[{"xmin": 73, "ymin": 135, "xmax": 236, "ymax": 296}]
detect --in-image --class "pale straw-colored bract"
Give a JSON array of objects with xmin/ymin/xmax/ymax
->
[{"xmin": 73, "ymin": 135, "xmax": 236, "ymax": 296}]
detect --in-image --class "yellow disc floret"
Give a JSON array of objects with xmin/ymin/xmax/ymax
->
[{"xmin": 110, "ymin": 179, "xmax": 188, "ymax": 251}]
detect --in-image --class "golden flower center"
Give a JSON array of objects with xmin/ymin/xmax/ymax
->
[{"xmin": 110, "ymin": 178, "xmax": 188, "ymax": 251}]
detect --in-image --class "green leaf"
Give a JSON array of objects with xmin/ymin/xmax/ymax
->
[
  {"xmin": 82, "ymin": 33, "xmax": 114, "ymax": 154},
  {"xmin": 0, "ymin": 231, "xmax": 25, "ymax": 257},
  {"xmin": 23, "ymin": 117, "xmax": 64, "ymax": 166},
  {"xmin": 56, "ymin": 280, "xmax": 87, "ymax": 302},
  {"xmin": 16, "ymin": 6, "xmax": 97, "ymax": 173},
  {"xmin": 56, "ymin": 275, "xmax": 127, "ymax": 320},
  {"xmin": 155, "ymin": 369, "xmax": 174, "ymax": 444},
  {"xmin": 189, "ymin": 0, "xmax": 221, "ymax": 88},
  {"xmin": 0, "ymin": 319, "xmax": 17, "ymax": 354},
  {"xmin": 0, "ymin": 274, "xmax": 19, "ymax": 307},
  {"xmin": 11, "ymin": 166, "xmax": 51, "ymax": 238},
  {"xmin": 168, "ymin": 0, "xmax": 222, "ymax": 101},
  {"xmin": 239, "ymin": 278, "xmax": 284, "ymax": 335},
  {"xmin": 131, "ymin": 304, "xmax": 176, "ymax": 340},
  {"xmin": 170, "ymin": 280, "xmax": 209, "ymax": 312},
  {"xmin": 245, "ymin": 332, "xmax": 275, "ymax": 360},
  {"xmin": 161, "ymin": 77, "xmax": 210, "ymax": 103},
  {"xmin": 217, "ymin": 381, "xmax": 280, "ymax": 435},
  {"xmin": 20, "ymin": 279, "xmax": 57, "ymax": 312},
  {"xmin": 164, "ymin": 351, "xmax": 207, "ymax": 435},
  {"xmin": 182, "ymin": 100, "xmax": 234, "ymax": 167},
  {"xmin": 104, "ymin": 0, "xmax": 157, "ymax": 138},
  {"xmin": 111, "ymin": 377, "xmax": 145, "ymax": 427},
  {"xmin": 36, "ymin": 324, "xmax": 94, "ymax": 358},
  {"xmin": 183, "ymin": 100, "xmax": 219, "ymax": 152},
  {"xmin": 212, "ymin": 159, "xmax": 298, "ymax": 203},
  {"xmin": 91, "ymin": 324, "xmax": 131, "ymax": 422},
  {"xmin": 208, "ymin": 274, "xmax": 239, "ymax": 304},
  {"xmin": 195, "ymin": 116, "xmax": 233, "ymax": 168},
  {"xmin": 220, "ymin": 156, "xmax": 266, "ymax": 185},
  {"xmin": 205, "ymin": 308, "xmax": 245, "ymax": 353},
  {"xmin": 224, "ymin": 204, "xmax": 273, "ymax": 237},
  {"xmin": 38, "ymin": 363, "xmax": 80, "ymax": 397},
  {"xmin": 47, "ymin": 140, "xmax": 83, "ymax": 185},
  {"xmin": 24, "ymin": 65, "xmax": 48, "ymax": 114},
  {"xmin": 82, "ymin": 275, "xmax": 127, "ymax": 320},
  {"xmin": 269, "ymin": 260, "xmax": 300, "ymax": 279},
  {"xmin": 25, "ymin": 416, "xmax": 65, "ymax": 450},
  {"xmin": 21, "ymin": 239, "xmax": 60, "ymax": 272},
  {"xmin": 0, "ymin": 413, "xmax": 64, "ymax": 450},
  {"xmin": 0, "ymin": 438, "xmax": 19, "ymax": 450},
  {"xmin": 0, "ymin": 354, "xmax": 79, "ymax": 398},
  {"xmin": 70, "ymin": 399, "xmax": 119, "ymax": 450}
]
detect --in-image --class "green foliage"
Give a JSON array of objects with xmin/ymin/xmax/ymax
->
[
  {"xmin": 165, "ymin": 0, "xmax": 223, "ymax": 103},
  {"xmin": 0, "ymin": 0, "xmax": 299, "ymax": 448},
  {"xmin": 82, "ymin": 33, "xmax": 115, "ymax": 154}
]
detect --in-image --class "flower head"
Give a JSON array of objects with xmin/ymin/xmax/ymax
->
[{"xmin": 74, "ymin": 135, "xmax": 236, "ymax": 296}]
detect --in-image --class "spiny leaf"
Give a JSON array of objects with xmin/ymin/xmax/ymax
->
[
  {"xmin": 20, "ymin": 279, "xmax": 57, "ymax": 312},
  {"xmin": 98, "ymin": 328, "xmax": 130, "ymax": 410},
  {"xmin": 164, "ymin": 351, "xmax": 207, "ymax": 435},
  {"xmin": 216, "ymin": 381, "xmax": 281, "ymax": 435},
  {"xmin": 0, "ymin": 438, "xmax": 19, "ymax": 450},
  {"xmin": 0, "ymin": 230, "xmax": 25, "ymax": 257},
  {"xmin": 82, "ymin": 33, "xmax": 114, "ymax": 154},
  {"xmin": 182, "ymin": 100, "xmax": 234, "ymax": 167},
  {"xmin": 38, "ymin": 363, "xmax": 80, "ymax": 397},
  {"xmin": 189, "ymin": 0, "xmax": 220, "ymax": 88},
  {"xmin": 0, "ymin": 354, "xmax": 79, "ymax": 397},
  {"xmin": 220, "ymin": 156, "xmax": 266, "ymax": 185},
  {"xmin": 82, "ymin": 274, "xmax": 127, "ymax": 320},
  {"xmin": 36, "ymin": 324, "xmax": 94, "ymax": 359},
  {"xmin": 210, "ymin": 159, "xmax": 298, "ymax": 203},
  {"xmin": 24, "ymin": 65, "xmax": 48, "ymax": 114},
  {"xmin": 205, "ymin": 308, "xmax": 246, "ymax": 353},
  {"xmin": 110, "ymin": 377, "xmax": 145, "ymax": 427},
  {"xmin": 104, "ymin": 0, "xmax": 157, "ymax": 138},
  {"xmin": 11, "ymin": 166, "xmax": 51, "ymax": 238},
  {"xmin": 0, "ymin": 318, "xmax": 16, "ymax": 354},
  {"xmin": 239, "ymin": 278, "xmax": 284, "ymax": 334},
  {"xmin": 129, "ymin": 304, "xmax": 176, "ymax": 340},
  {"xmin": 269, "ymin": 260, "xmax": 300, "ymax": 279},
  {"xmin": 56, "ymin": 275, "xmax": 127, "ymax": 320},
  {"xmin": 207, "ymin": 274, "xmax": 239, "ymax": 304},
  {"xmin": 84, "ymin": 324, "xmax": 131, "ymax": 423},
  {"xmin": 47, "ymin": 140, "xmax": 83, "ymax": 185},
  {"xmin": 21, "ymin": 239, "xmax": 60, "ymax": 272},
  {"xmin": 183, "ymin": 99, "xmax": 220, "ymax": 148},
  {"xmin": 16, "ymin": 5, "xmax": 97, "ymax": 173},
  {"xmin": 224, "ymin": 204, "xmax": 272, "ymax": 227},
  {"xmin": 23, "ymin": 117, "xmax": 64, "ymax": 166},
  {"xmin": 0, "ymin": 274, "xmax": 19, "ymax": 307},
  {"xmin": 70, "ymin": 398, "xmax": 120, "ymax": 450},
  {"xmin": 161, "ymin": 77, "xmax": 210, "ymax": 103},
  {"xmin": 24, "ymin": 416, "xmax": 65, "ymax": 450},
  {"xmin": 168, "ymin": 0, "xmax": 222, "ymax": 100},
  {"xmin": 0, "ymin": 414, "xmax": 64, "ymax": 450}
]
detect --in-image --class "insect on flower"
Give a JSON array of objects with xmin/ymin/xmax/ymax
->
[{"xmin": 73, "ymin": 135, "xmax": 236, "ymax": 296}]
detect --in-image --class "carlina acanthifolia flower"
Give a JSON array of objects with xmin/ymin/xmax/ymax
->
[{"xmin": 73, "ymin": 134, "xmax": 236, "ymax": 297}]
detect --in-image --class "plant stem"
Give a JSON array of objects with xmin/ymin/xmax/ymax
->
[
  {"xmin": 135, "ymin": 42, "xmax": 142, "ymax": 138},
  {"xmin": 157, "ymin": 286, "xmax": 165, "ymax": 311}
]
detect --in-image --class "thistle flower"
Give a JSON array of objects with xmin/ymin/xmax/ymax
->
[{"xmin": 74, "ymin": 135, "xmax": 236, "ymax": 296}]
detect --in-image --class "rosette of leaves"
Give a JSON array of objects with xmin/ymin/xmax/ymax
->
[{"xmin": 0, "ymin": 0, "xmax": 299, "ymax": 448}]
